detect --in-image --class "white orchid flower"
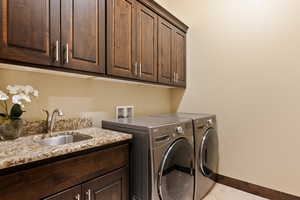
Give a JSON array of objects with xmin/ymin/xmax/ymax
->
[
  {"xmin": 7, "ymin": 85, "xmax": 39, "ymax": 97},
  {"xmin": 0, "ymin": 90, "xmax": 9, "ymax": 101},
  {"xmin": 33, "ymin": 90, "xmax": 39, "ymax": 97},
  {"xmin": 24, "ymin": 85, "xmax": 34, "ymax": 94},
  {"xmin": 7, "ymin": 85, "xmax": 19, "ymax": 94},
  {"xmin": 12, "ymin": 93, "xmax": 31, "ymax": 107}
]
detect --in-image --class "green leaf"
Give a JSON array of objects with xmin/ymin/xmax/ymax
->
[{"xmin": 10, "ymin": 104, "xmax": 24, "ymax": 120}]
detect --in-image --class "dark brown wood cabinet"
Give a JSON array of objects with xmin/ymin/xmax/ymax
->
[
  {"xmin": 136, "ymin": 2, "xmax": 158, "ymax": 82},
  {"xmin": 44, "ymin": 168, "xmax": 128, "ymax": 200},
  {"xmin": 107, "ymin": 0, "xmax": 158, "ymax": 82},
  {"xmin": 0, "ymin": 0, "xmax": 57, "ymax": 66},
  {"xmin": 0, "ymin": 144, "xmax": 130, "ymax": 200},
  {"xmin": 44, "ymin": 185, "xmax": 81, "ymax": 200},
  {"xmin": 0, "ymin": 0, "xmax": 188, "ymax": 87},
  {"xmin": 107, "ymin": 0, "xmax": 137, "ymax": 79},
  {"xmin": 61, "ymin": 0, "xmax": 106, "ymax": 73},
  {"xmin": 0, "ymin": 0, "xmax": 105, "ymax": 73},
  {"xmin": 158, "ymin": 17, "xmax": 173, "ymax": 85},
  {"xmin": 83, "ymin": 168, "xmax": 128, "ymax": 200},
  {"xmin": 158, "ymin": 17, "xmax": 187, "ymax": 87},
  {"xmin": 173, "ymin": 28, "xmax": 187, "ymax": 87}
]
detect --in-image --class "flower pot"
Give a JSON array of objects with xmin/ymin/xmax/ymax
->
[{"xmin": 0, "ymin": 119, "xmax": 23, "ymax": 140}]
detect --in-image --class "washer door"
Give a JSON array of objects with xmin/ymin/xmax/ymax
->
[
  {"xmin": 200, "ymin": 128, "xmax": 219, "ymax": 177},
  {"xmin": 158, "ymin": 138, "xmax": 194, "ymax": 200}
]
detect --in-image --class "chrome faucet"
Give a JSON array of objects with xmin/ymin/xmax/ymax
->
[{"xmin": 43, "ymin": 109, "xmax": 64, "ymax": 134}]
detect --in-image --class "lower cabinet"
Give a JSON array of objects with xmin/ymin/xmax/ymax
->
[
  {"xmin": 83, "ymin": 168, "xmax": 128, "ymax": 200},
  {"xmin": 0, "ymin": 144, "xmax": 129, "ymax": 200},
  {"xmin": 44, "ymin": 168, "xmax": 128, "ymax": 200}
]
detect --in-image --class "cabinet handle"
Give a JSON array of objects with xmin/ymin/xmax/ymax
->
[
  {"xmin": 173, "ymin": 72, "xmax": 176, "ymax": 82},
  {"xmin": 134, "ymin": 62, "xmax": 138, "ymax": 76},
  {"xmin": 75, "ymin": 194, "xmax": 80, "ymax": 200},
  {"xmin": 176, "ymin": 73, "xmax": 179, "ymax": 82},
  {"xmin": 86, "ymin": 189, "xmax": 91, "ymax": 200},
  {"xmin": 55, "ymin": 40, "xmax": 59, "ymax": 62},
  {"xmin": 139, "ymin": 63, "xmax": 142, "ymax": 77},
  {"xmin": 64, "ymin": 43, "xmax": 69, "ymax": 64}
]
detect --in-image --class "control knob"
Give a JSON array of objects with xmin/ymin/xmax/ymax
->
[
  {"xmin": 176, "ymin": 126, "xmax": 184, "ymax": 134},
  {"xmin": 207, "ymin": 119, "xmax": 213, "ymax": 126}
]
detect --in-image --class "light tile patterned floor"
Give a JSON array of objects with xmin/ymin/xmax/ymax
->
[{"xmin": 203, "ymin": 184, "xmax": 268, "ymax": 200}]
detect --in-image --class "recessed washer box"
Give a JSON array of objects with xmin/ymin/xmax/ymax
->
[{"xmin": 116, "ymin": 106, "xmax": 134, "ymax": 119}]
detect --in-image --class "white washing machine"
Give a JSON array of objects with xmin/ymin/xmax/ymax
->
[{"xmin": 151, "ymin": 113, "xmax": 219, "ymax": 200}]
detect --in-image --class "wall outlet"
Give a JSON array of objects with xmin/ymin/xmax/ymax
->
[{"xmin": 116, "ymin": 106, "xmax": 134, "ymax": 119}]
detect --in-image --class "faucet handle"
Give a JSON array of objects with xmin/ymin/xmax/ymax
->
[
  {"xmin": 53, "ymin": 109, "xmax": 64, "ymax": 117},
  {"xmin": 58, "ymin": 109, "xmax": 64, "ymax": 116},
  {"xmin": 42, "ymin": 109, "xmax": 50, "ymax": 121}
]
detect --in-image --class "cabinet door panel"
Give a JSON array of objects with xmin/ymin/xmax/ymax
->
[
  {"xmin": 61, "ymin": 0, "xmax": 105, "ymax": 73},
  {"xmin": 136, "ymin": 3, "xmax": 158, "ymax": 82},
  {"xmin": 173, "ymin": 28, "xmax": 186, "ymax": 87},
  {"xmin": 0, "ymin": 0, "xmax": 58, "ymax": 65},
  {"xmin": 83, "ymin": 168, "xmax": 128, "ymax": 200},
  {"xmin": 158, "ymin": 17, "xmax": 173, "ymax": 84},
  {"xmin": 107, "ymin": 0, "xmax": 137, "ymax": 78},
  {"xmin": 43, "ymin": 185, "xmax": 81, "ymax": 200}
]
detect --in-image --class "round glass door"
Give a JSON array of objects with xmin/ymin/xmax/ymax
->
[
  {"xmin": 200, "ymin": 128, "xmax": 219, "ymax": 177},
  {"xmin": 158, "ymin": 138, "xmax": 194, "ymax": 200}
]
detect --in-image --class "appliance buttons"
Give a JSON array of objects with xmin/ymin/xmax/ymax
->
[
  {"xmin": 207, "ymin": 119, "xmax": 213, "ymax": 126},
  {"xmin": 176, "ymin": 126, "xmax": 184, "ymax": 134}
]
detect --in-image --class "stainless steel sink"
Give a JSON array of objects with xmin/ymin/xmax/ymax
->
[{"xmin": 35, "ymin": 132, "xmax": 93, "ymax": 146}]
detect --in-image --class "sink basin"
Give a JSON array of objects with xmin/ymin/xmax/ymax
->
[{"xmin": 35, "ymin": 132, "xmax": 93, "ymax": 146}]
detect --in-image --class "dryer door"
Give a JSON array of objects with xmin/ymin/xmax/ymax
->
[
  {"xmin": 200, "ymin": 128, "xmax": 219, "ymax": 177},
  {"xmin": 158, "ymin": 138, "xmax": 194, "ymax": 200}
]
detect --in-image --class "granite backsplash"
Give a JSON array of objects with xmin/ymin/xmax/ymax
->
[{"xmin": 22, "ymin": 117, "xmax": 93, "ymax": 137}]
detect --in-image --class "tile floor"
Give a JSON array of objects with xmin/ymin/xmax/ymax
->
[{"xmin": 203, "ymin": 184, "xmax": 268, "ymax": 200}]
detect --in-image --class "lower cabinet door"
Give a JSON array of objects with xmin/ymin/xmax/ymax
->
[
  {"xmin": 43, "ymin": 185, "xmax": 81, "ymax": 200},
  {"xmin": 82, "ymin": 167, "xmax": 128, "ymax": 200}
]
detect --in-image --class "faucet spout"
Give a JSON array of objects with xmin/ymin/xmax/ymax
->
[{"xmin": 48, "ymin": 109, "xmax": 64, "ymax": 134}]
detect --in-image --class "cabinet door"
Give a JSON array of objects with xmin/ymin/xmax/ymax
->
[
  {"xmin": 43, "ymin": 185, "xmax": 81, "ymax": 200},
  {"xmin": 82, "ymin": 168, "xmax": 128, "ymax": 200},
  {"xmin": 136, "ymin": 2, "xmax": 158, "ymax": 82},
  {"xmin": 61, "ymin": 0, "xmax": 105, "ymax": 73},
  {"xmin": 158, "ymin": 17, "xmax": 173, "ymax": 84},
  {"xmin": 173, "ymin": 28, "xmax": 187, "ymax": 87},
  {"xmin": 0, "ymin": 0, "xmax": 59, "ymax": 66},
  {"xmin": 107, "ymin": 0, "xmax": 137, "ymax": 79}
]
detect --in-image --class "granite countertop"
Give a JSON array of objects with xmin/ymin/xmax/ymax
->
[{"xmin": 0, "ymin": 128, "xmax": 132, "ymax": 170}]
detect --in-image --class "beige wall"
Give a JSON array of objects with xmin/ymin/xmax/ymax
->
[
  {"xmin": 0, "ymin": 66, "xmax": 172, "ymax": 123},
  {"xmin": 165, "ymin": 0, "xmax": 300, "ymax": 196}
]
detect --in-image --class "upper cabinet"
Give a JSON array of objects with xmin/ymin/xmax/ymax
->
[
  {"xmin": 0, "ymin": 0, "xmax": 188, "ymax": 87},
  {"xmin": 0, "ymin": 0, "xmax": 55, "ymax": 66},
  {"xmin": 158, "ymin": 17, "xmax": 187, "ymax": 87},
  {"xmin": 107, "ymin": 0, "xmax": 137, "ymax": 79},
  {"xmin": 61, "ymin": 0, "xmax": 106, "ymax": 73},
  {"xmin": 136, "ymin": 2, "xmax": 158, "ymax": 82},
  {"xmin": 0, "ymin": 0, "xmax": 105, "ymax": 73},
  {"xmin": 173, "ymin": 28, "xmax": 187, "ymax": 87},
  {"xmin": 158, "ymin": 17, "xmax": 173, "ymax": 85},
  {"xmin": 107, "ymin": 0, "xmax": 158, "ymax": 82}
]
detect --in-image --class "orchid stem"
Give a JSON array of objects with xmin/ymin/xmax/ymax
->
[
  {"xmin": 4, "ymin": 101, "xmax": 9, "ymax": 117},
  {"xmin": 0, "ymin": 102, "xmax": 5, "ymax": 111}
]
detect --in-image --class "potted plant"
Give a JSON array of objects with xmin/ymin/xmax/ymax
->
[{"xmin": 0, "ymin": 85, "xmax": 38, "ymax": 140}]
